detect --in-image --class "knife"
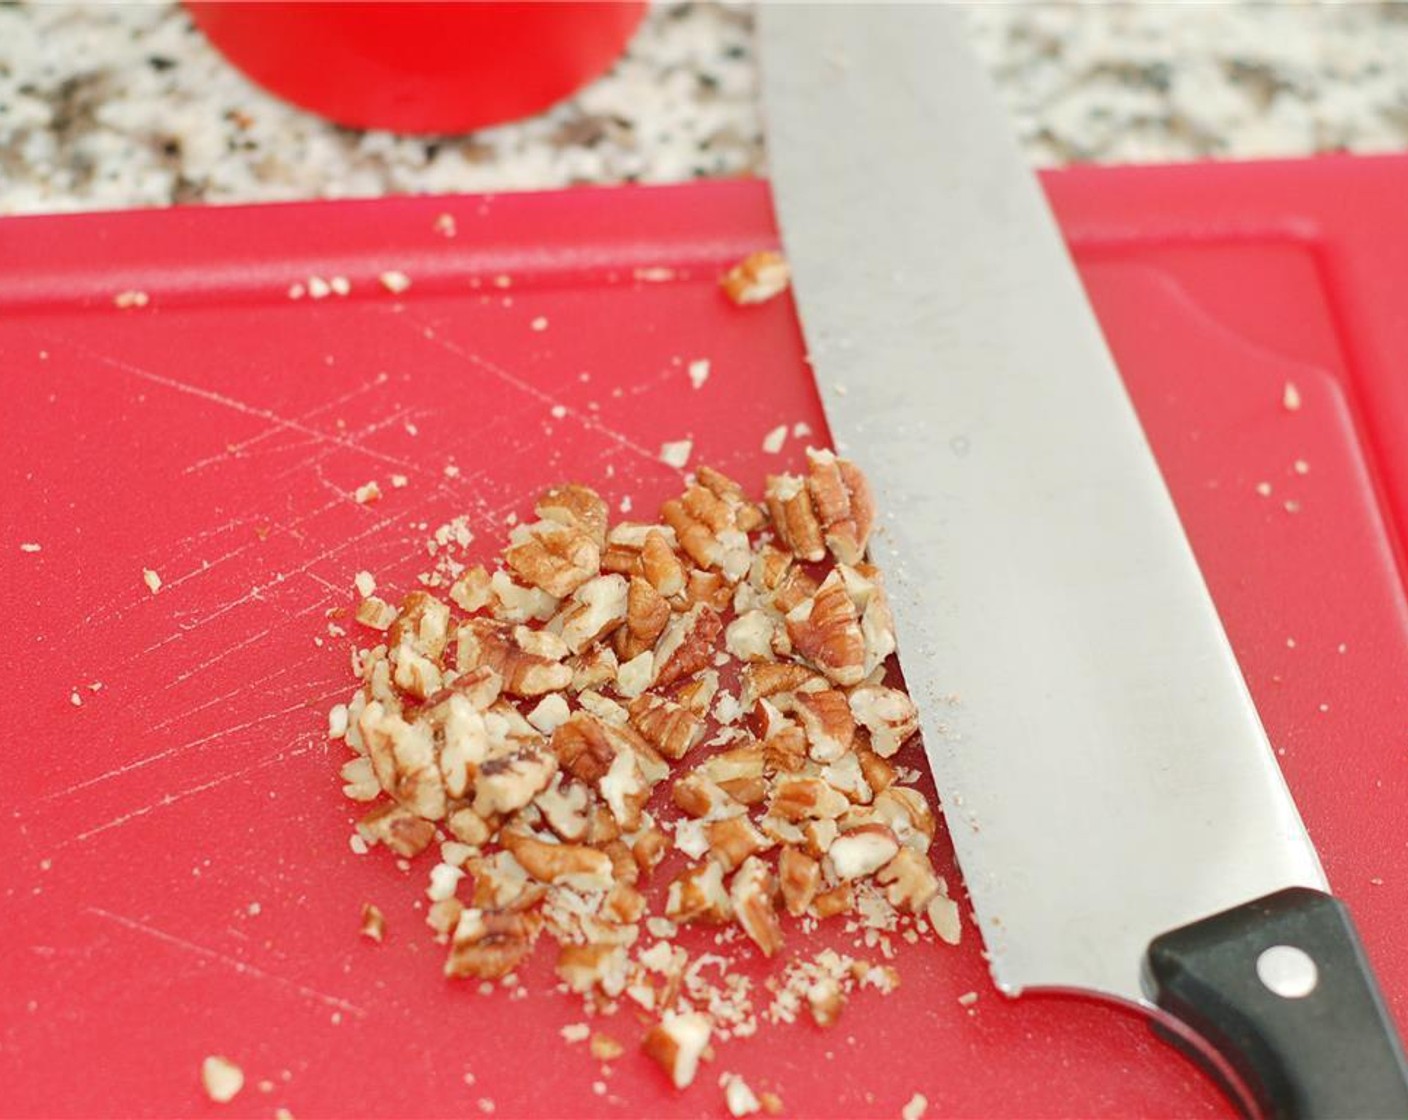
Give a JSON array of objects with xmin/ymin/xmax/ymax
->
[{"xmin": 758, "ymin": 6, "xmax": 1408, "ymax": 1117}]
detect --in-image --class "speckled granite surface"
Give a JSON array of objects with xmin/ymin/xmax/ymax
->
[{"xmin": 1, "ymin": 2, "xmax": 1407, "ymax": 214}]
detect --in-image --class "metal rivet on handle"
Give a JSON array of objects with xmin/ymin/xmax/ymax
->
[{"xmin": 1256, "ymin": 944, "xmax": 1319, "ymax": 999}]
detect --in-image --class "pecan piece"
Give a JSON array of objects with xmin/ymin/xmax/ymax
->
[
  {"xmin": 794, "ymin": 688, "xmax": 856, "ymax": 762},
  {"xmin": 805, "ymin": 449, "xmax": 875, "ymax": 565},
  {"xmin": 828, "ymin": 823, "xmax": 899, "ymax": 881},
  {"xmin": 652, "ymin": 604, "xmax": 723, "ymax": 688},
  {"xmin": 536, "ymin": 484, "xmax": 608, "ymax": 548},
  {"xmin": 616, "ymin": 575, "xmax": 671, "ymax": 661},
  {"xmin": 769, "ymin": 776, "xmax": 850, "ymax": 822},
  {"xmin": 552, "ymin": 574, "xmax": 628, "ymax": 654},
  {"xmin": 871, "ymin": 786, "xmax": 938, "ymax": 851},
  {"xmin": 876, "ymin": 847, "xmax": 941, "ymax": 914},
  {"xmin": 444, "ymin": 906, "xmax": 542, "ymax": 980},
  {"xmin": 500, "ymin": 829, "xmax": 614, "ymax": 892},
  {"xmin": 628, "ymin": 692, "xmax": 704, "ymax": 762},
  {"xmin": 730, "ymin": 855, "xmax": 784, "ymax": 957},
  {"xmin": 357, "ymin": 802, "xmax": 436, "ymax": 858},
  {"xmin": 765, "ymin": 473, "xmax": 825, "ymax": 562},
  {"xmin": 556, "ymin": 943, "xmax": 628, "ymax": 996},
  {"xmin": 778, "ymin": 846, "xmax": 821, "ymax": 916},
  {"xmin": 786, "ymin": 571, "xmax": 866, "ymax": 687},
  {"xmin": 665, "ymin": 860, "xmax": 733, "ymax": 924},
  {"xmin": 847, "ymin": 685, "xmax": 917, "ymax": 759},
  {"xmin": 705, "ymin": 815, "xmax": 773, "ymax": 872},
  {"xmin": 504, "ymin": 519, "xmax": 600, "ymax": 598},
  {"xmin": 456, "ymin": 618, "xmax": 571, "ymax": 697},
  {"xmin": 642, "ymin": 1011, "xmax": 712, "ymax": 1090}
]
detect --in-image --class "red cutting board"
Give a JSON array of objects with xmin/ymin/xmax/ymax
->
[{"xmin": 3, "ymin": 158, "xmax": 1406, "ymax": 1119}]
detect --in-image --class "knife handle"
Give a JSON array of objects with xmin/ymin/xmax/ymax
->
[{"xmin": 1146, "ymin": 887, "xmax": 1408, "ymax": 1120}]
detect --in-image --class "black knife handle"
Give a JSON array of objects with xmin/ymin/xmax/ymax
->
[{"xmin": 1146, "ymin": 888, "xmax": 1408, "ymax": 1119}]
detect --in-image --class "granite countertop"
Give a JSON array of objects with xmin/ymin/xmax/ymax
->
[{"xmin": 1, "ymin": 2, "xmax": 1407, "ymax": 215}]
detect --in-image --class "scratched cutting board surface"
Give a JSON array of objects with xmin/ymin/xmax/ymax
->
[{"xmin": 3, "ymin": 159, "xmax": 1407, "ymax": 1119}]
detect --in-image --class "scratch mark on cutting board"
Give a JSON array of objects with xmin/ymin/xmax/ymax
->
[
  {"xmin": 69, "ymin": 344, "xmax": 422, "ymax": 474},
  {"xmin": 35, "ymin": 702, "xmax": 309, "ymax": 807},
  {"xmin": 55, "ymin": 740, "xmax": 316, "ymax": 848},
  {"xmin": 403, "ymin": 317, "xmax": 667, "ymax": 470},
  {"xmin": 182, "ymin": 371, "xmax": 401, "ymax": 475},
  {"xmin": 85, "ymin": 906, "xmax": 366, "ymax": 1016}
]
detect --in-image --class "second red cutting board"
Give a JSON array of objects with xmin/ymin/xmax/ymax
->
[{"xmin": 2, "ymin": 157, "xmax": 1406, "ymax": 1118}]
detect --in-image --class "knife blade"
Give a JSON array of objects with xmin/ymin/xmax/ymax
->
[{"xmin": 758, "ymin": 6, "xmax": 1408, "ymax": 1117}]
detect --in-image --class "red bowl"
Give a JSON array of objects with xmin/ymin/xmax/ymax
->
[{"xmin": 185, "ymin": 1, "xmax": 647, "ymax": 134}]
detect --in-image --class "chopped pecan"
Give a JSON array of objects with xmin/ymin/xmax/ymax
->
[
  {"xmin": 356, "ymin": 596, "xmax": 398, "ymax": 631},
  {"xmin": 357, "ymin": 802, "xmax": 436, "ymax": 858},
  {"xmin": 730, "ymin": 855, "xmax": 784, "ymax": 957},
  {"xmin": 871, "ymin": 786, "xmax": 938, "ymax": 851},
  {"xmin": 653, "ymin": 604, "xmax": 723, "ymax": 688},
  {"xmin": 927, "ymin": 892, "xmax": 963, "ymax": 946},
  {"xmin": 762, "ymin": 726, "xmax": 809, "ymax": 775},
  {"xmin": 778, "ymin": 846, "xmax": 821, "ymax": 916},
  {"xmin": 389, "ymin": 590, "xmax": 452, "ymax": 659},
  {"xmin": 628, "ymin": 692, "xmax": 704, "ymax": 761},
  {"xmin": 340, "ymin": 756, "xmax": 380, "ymax": 801},
  {"xmin": 672, "ymin": 669, "xmax": 719, "ymax": 716},
  {"xmin": 616, "ymin": 575, "xmax": 671, "ymax": 660},
  {"xmin": 786, "ymin": 571, "xmax": 866, "ymax": 687},
  {"xmin": 769, "ymin": 776, "xmax": 850, "ymax": 822},
  {"xmin": 602, "ymin": 839, "xmax": 640, "ymax": 887},
  {"xmin": 615, "ymin": 651, "xmax": 655, "ymax": 699},
  {"xmin": 456, "ymin": 618, "xmax": 572, "ymax": 697},
  {"xmin": 358, "ymin": 700, "xmax": 446, "ymax": 820},
  {"xmin": 604, "ymin": 882, "xmax": 646, "ymax": 925},
  {"xmin": 642, "ymin": 1011, "xmax": 713, "ymax": 1090},
  {"xmin": 536, "ymin": 484, "xmax": 608, "ymax": 548},
  {"xmin": 471, "ymin": 743, "xmax": 558, "ymax": 818},
  {"xmin": 665, "ymin": 860, "xmax": 733, "ymax": 924},
  {"xmin": 794, "ymin": 689, "xmax": 856, "ymax": 762},
  {"xmin": 500, "ymin": 829, "xmax": 614, "ymax": 892},
  {"xmin": 847, "ymin": 684, "xmax": 917, "ymax": 758},
  {"xmin": 447, "ymin": 805, "xmax": 495, "ymax": 847},
  {"xmin": 800, "ymin": 818, "xmax": 839, "ymax": 860},
  {"xmin": 553, "ymin": 574, "xmax": 629, "ymax": 654},
  {"xmin": 717, "ymin": 775, "xmax": 768, "ymax": 805},
  {"xmin": 465, "ymin": 851, "xmax": 538, "ymax": 909},
  {"xmin": 662, "ymin": 482, "xmax": 752, "ymax": 582},
  {"xmin": 632, "ymin": 826, "xmax": 669, "ymax": 879},
  {"xmin": 771, "ymin": 564, "xmax": 819, "ymax": 615},
  {"xmin": 806, "ymin": 976, "xmax": 844, "ymax": 1028},
  {"xmin": 673, "ymin": 771, "xmax": 744, "ymax": 821},
  {"xmin": 697, "ymin": 465, "xmax": 766, "ymax": 533},
  {"xmin": 766, "ymin": 473, "xmax": 825, "ymax": 562},
  {"xmin": 805, "ymin": 449, "xmax": 874, "ymax": 565},
  {"xmin": 489, "ymin": 569, "xmax": 560, "ymax": 623},
  {"xmin": 535, "ymin": 774, "xmax": 591, "ymax": 842},
  {"xmin": 449, "ymin": 565, "xmax": 493, "ymax": 613},
  {"xmin": 556, "ymin": 943, "xmax": 628, "ymax": 996},
  {"xmin": 811, "ymin": 883, "xmax": 854, "ymax": 919},
  {"xmin": 444, "ymin": 906, "xmax": 542, "ymax": 980},
  {"xmin": 876, "ymin": 848, "xmax": 941, "ymax": 914},
  {"xmin": 705, "ymin": 816, "xmax": 773, "ymax": 872},
  {"xmin": 855, "ymin": 745, "xmax": 897, "ymax": 796},
  {"xmin": 569, "ymin": 644, "xmax": 618, "ymax": 692},
  {"xmin": 698, "ymin": 743, "xmax": 766, "ymax": 786},
  {"xmin": 641, "ymin": 528, "xmax": 687, "ymax": 597},
  {"xmin": 820, "ymin": 752, "xmax": 871, "ymax": 804},
  {"xmin": 525, "ymin": 693, "xmax": 570, "ymax": 736},
  {"xmin": 505, "ymin": 519, "xmax": 600, "ymax": 598},
  {"xmin": 838, "ymin": 563, "xmax": 898, "ymax": 676},
  {"xmin": 684, "ymin": 569, "xmax": 734, "ymax": 612},
  {"xmin": 827, "ymin": 823, "xmax": 899, "ymax": 881},
  {"xmin": 725, "ymin": 609, "xmax": 784, "ymax": 663}
]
